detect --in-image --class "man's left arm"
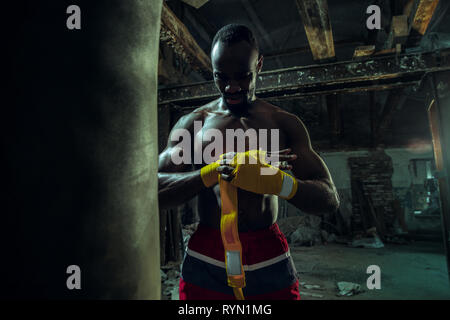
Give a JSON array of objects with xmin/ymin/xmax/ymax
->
[{"xmin": 280, "ymin": 112, "xmax": 340, "ymax": 214}]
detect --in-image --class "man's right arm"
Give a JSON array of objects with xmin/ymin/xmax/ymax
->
[{"xmin": 158, "ymin": 111, "xmax": 210, "ymax": 210}]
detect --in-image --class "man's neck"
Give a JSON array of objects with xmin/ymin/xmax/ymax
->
[{"xmin": 219, "ymin": 96, "xmax": 258, "ymax": 117}]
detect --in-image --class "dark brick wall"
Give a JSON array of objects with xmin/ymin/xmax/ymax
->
[{"xmin": 349, "ymin": 149, "xmax": 395, "ymax": 234}]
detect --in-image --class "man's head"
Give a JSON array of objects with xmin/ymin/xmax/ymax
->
[{"xmin": 211, "ymin": 24, "xmax": 263, "ymax": 111}]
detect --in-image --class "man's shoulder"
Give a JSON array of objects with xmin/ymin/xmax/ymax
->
[
  {"xmin": 192, "ymin": 99, "xmax": 221, "ymax": 116},
  {"xmin": 257, "ymin": 99, "xmax": 309, "ymax": 145},
  {"xmin": 175, "ymin": 99, "xmax": 220, "ymax": 129},
  {"xmin": 257, "ymin": 99, "xmax": 301, "ymax": 125}
]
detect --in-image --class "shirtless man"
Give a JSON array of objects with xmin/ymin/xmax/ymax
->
[{"xmin": 158, "ymin": 24, "xmax": 339, "ymax": 300}]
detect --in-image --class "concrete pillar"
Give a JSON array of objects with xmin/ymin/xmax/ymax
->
[
  {"xmin": 2, "ymin": 1, "xmax": 162, "ymax": 298},
  {"xmin": 428, "ymin": 71, "xmax": 450, "ymax": 282}
]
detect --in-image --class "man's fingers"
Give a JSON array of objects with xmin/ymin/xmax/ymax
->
[
  {"xmin": 276, "ymin": 153, "xmax": 297, "ymax": 161},
  {"xmin": 266, "ymin": 148, "xmax": 297, "ymax": 162},
  {"xmin": 219, "ymin": 158, "xmax": 234, "ymax": 165},
  {"xmin": 280, "ymin": 164, "xmax": 293, "ymax": 171},
  {"xmin": 217, "ymin": 150, "xmax": 296, "ymax": 170},
  {"xmin": 267, "ymin": 154, "xmax": 297, "ymax": 166},
  {"xmin": 217, "ymin": 165, "xmax": 235, "ymax": 175},
  {"xmin": 220, "ymin": 173, "xmax": 234, "ymax": 182},
  {"xmin": 217, "ymin": 156, "xmax": 292, "ymax": 178},
  {"xmin": 268, "ymin": 148, "xmax": 291, "ymax": 155},
  {"xmin": 272, "ymin": 161, "xmax": 293, "ymax": 171},
  {"xmin": 221, "ymin": 152, "xmax": 236, "ymax": 160},
  {"xmin": 217, "ymin": 166, "xmax": 235, "ymax": 181}
]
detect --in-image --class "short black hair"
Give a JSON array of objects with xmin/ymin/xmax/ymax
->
[{"xmin": 211, "ymin": 24, "xmax": 259, "ymax": 55}]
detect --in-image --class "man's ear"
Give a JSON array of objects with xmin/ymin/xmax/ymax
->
[{"xmin": 257, "ymin": 55, "xmax": 264, "ymax": 73}]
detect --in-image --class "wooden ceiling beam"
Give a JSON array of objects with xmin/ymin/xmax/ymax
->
[
  {"xmin": 160, "ymin": 2, "xmax": 212, "ymax": 75},
  {"xmin": 384, "ymin": 14, "xmax": 410, "ymax": 49},
  {"xmin": 353, "ymin": 45, "xmax": 376, "ymax": 60},
  {"xmin": 295, "ymin": 0, "xmax": 337, "ymax": 145},
  {"xmin": 409, "ymin": 0, "xmax": 439, "ymax": 35},
  {"xmin": 295, "ymin": 0, "xmax": 336, "ymax": 62},
  {"xmin": 158, "ymin": 48, "xmax": 450, "ymax": 106}
]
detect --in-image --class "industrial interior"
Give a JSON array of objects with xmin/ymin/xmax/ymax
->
[
  {"xmin": 157, "ymin": 0, "xmax": 450, "ymax": 300},
  {"xmin": 3, "ymin": 0, "xmax": 450, "ymax": 300}
]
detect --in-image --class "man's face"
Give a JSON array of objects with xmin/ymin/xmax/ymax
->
[{"xmin": 211, "ymin": 40, "xmax": 263, "ymax": 110}]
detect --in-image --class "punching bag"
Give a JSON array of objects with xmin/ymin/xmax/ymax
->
[{"xmin": 2, "ymin": 0, "xmax": 163, "ymax": 299}]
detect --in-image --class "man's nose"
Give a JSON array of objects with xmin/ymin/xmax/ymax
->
[{"xmin": 224, "ymin": 82, "xmax": 241, "ymax": 94}]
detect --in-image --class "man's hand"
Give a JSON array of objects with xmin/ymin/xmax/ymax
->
[
  {"xmin": 217, "ymin": 148, "xmax": 297, "ymax": 181},
  {"xmin": 216, "ymin": 149, "xmax": 298, "ymax": 199}
]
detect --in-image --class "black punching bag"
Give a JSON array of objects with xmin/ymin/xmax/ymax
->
[{"xmin": 2, "ymin": 0, "xmax": 162, "ymax": 299}]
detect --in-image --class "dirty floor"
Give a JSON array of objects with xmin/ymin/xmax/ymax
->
[
  {"xmin": 161, "ymin": 240, "xmax": 450, "ymax": 300},
  {"xmin": 293, "ymin": 240, "xmax": 450, "ymax": 300}
]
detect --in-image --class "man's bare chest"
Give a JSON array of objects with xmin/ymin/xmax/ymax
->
[{"xmin": 192, "ymin": 113, "xmax": 287, "ymax": 164}]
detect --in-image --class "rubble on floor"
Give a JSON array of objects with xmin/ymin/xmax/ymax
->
[
  {"xmin": 299, "ymin": 282, "xmax": 325, "ymax": 298},
  {"xmin": 350, "ymin": 235, "xmax": 384, "ymax": 248},
  {"xmin": 300, "ymin": 291, "xmax": 324, "ymax": 298},
  {"xmin": 182, "ymin": 222, "xmax": 199, "ymax": 249},
  {"xmin": 161, "ymin": 263, "xmax": 181, "ymax": 300},
  {"xmin": 278, "ymin": 215, "xmax": 339, "ymax": 246},
  {"xmin": 303, "ymin": 284, "xmax": 323, "ymax": 290},
  {"xmin": 336, "ymin": 281, "xmax": 364, "ymax": 296},
  {"xmin": 348, "ymin": 226, "xmax": 411, "ymax": 248},
  {"xmin": 321, "ymin": 229, "xmax": 337, "ymax": 243}
]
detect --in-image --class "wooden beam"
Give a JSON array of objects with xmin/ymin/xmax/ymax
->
[
  {"xmin": 385, "ymin": 15, "xmax": 410, "ymax": 49},
  {"xmin": 373, "ymin": 48, "xmax": 397, "ymax": 56},
  {"xmin": 158, "ymin": 48, "xmax": 450, "ymax": 106},
  {"xmin": 295, "ymin": 0, "xmax": 337, "ymax": 145},
  {"xmin": 158, "ymin": 43, "xmax": 193, "ymax": 86},
  {"xmin": 410, "ymin": 0, "xmax": 439, "ymax": 35},
  {"xmin": 403, "ymin": 0, "xmax": 417, "ymax": 16},
  {"xmin": 295, "ymin": 0, "xmax": 335, "ymax": 61},
  {"xmin": 353, "ymin": 45, "xmax": 376, "ymax": 59},
  {"xmin": 160, "ymin": 2, "xmax": 212, "ymax": 74}
]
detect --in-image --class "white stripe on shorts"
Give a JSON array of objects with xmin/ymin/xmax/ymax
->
[{"xmin": 186, "ymin": 248, "xmax": 291, "ymax": 271}]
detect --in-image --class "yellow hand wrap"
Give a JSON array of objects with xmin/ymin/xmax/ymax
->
[
  {"xmin": 229, "ymin": 150, "xmax": 298, "ymax": 200},
  {"xmin": 200, "ymin": 159, "xmax": 220, "ymax": 187},
  {"xmin": 219, "ymin": 177, "xmax": 245, "ymax": 300}
]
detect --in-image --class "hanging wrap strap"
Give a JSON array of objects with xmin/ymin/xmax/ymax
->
[
  {"xmin": 219, "ymin": 176, "xmax": 246, "ymax": 300},
  {"xmin": 202, "ymin": 150, "xmax": 299, "ymax": 300}
]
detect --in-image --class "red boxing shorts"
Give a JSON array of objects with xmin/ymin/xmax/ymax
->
[{"xmin": 179, "ymin": 223, "xmax": 300, "ymax": 300}]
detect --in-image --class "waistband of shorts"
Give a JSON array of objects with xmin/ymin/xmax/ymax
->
[
  {"xmin": 187, "ymin": 222, "xmax": 289, "ymax": 265},
  {"xmin": 194, "ymin": 222, "xmax": 282, "ymax": 241}
]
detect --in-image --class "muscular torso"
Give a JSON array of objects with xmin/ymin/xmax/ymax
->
[{"xmin": 192, "ymin": 99, "xmax": 289, "ymax": 231}]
